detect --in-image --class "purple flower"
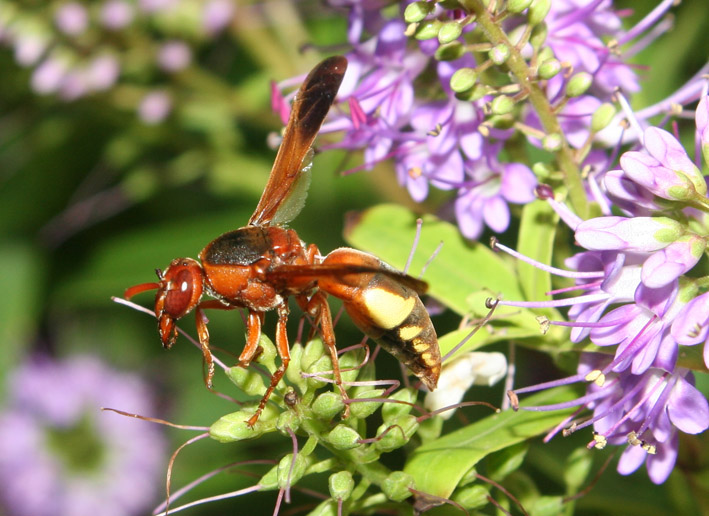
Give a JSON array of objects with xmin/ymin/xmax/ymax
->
[
  {"xmin": 12, "ymin": 32, "xmax": 49, "ymax": 67},
  {"xmin": 55, "ymin": 3, "xmax": 89, "ymax": 36},
  {"xmin": 138, "ymin": 0, "xmax": 176, "ymax": 13},
  {"xmin": 138, "ymin": 90, "xmax": 172, "ymax": 124},
  {"xmin": 100, "ymin": 0, "xmax": 135, "ymax": 30},
  {"xmin": 575, "ymin": 216, "xmax": 682, "ymax": 253},
  {"xmin": 512, "ymin": 354, "xmax": 708, "ymax": 484},
  {"xmin": 671, "ymin": 292, "xmax": 709, "ymax": 369},
  {"xmin": 86, "ymin": 54, "xmax": 120, "ymax": 91},
  {"xmin": 203, "ymin": 0, "xmax": 235, "ymax": 34},
  {"xmin": 620, "ymin": 127, "xmax": 705, "ymax": 200},
  {"xmin": 695, "ymin": 95, "xmax": 709, "ymax": 166},
  {"xmin": 31, "ymin": 56, "xmax": 68, "ymax": 95},
  {"xmin": 541, "ymin": 0, "xmax": 640, "ymax": 97},
  {"xmin": 157, "ymin": 40, "xmax": 192, "ymax": 72},
  {"xmin": 455, "ymin": 156, "xmax": 536, "ymax": 239},
  {"xmin": 0, "ymin": 355, "xmax": 166, "ymax": 516}
]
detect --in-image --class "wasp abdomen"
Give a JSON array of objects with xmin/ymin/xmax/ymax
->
[
  {"xmin": 354, "ymin": 279, "xmax": 440, "ymax": 390},
  {"xmin": 320, "ymin": 248, "xmax": 441, "ymax": 390}
]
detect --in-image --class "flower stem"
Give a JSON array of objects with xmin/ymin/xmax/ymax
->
[{"xmin": 461, "ymin": 0, "xmax": 589, "ymax": 219}]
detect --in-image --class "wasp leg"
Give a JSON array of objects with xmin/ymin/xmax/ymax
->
[
  {"xmin": 247, "ymin": 303, "xmax": 291, "ymax": 427},
  {"xmin": 238, "ymin": 311, "xmax": 265, "ymax": 368},
  {"xmin": 195, "ymin": 299, "xmax": 234, "ymax": 389},
  {"xmin": 303, "ymin": 291, "xmax": 350, "ymax": 419}
]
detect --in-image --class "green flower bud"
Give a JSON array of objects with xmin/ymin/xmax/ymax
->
[
  {"xmin": 435, "ymin": 41, "xmax": 465, "ymax": 61},
  {"xmin": 488, "ymin": 114, "xmax": 515, "ymax": 129},
  {"xmin": 450, "ymin": 68, "xmax": 478, "ymax": 93},
  {"xmin": 530, "ymin": 22, "xmax": 548, "ymax": 49},
  {"xmin": 538, "ymin": 58, "xmax": 561, "ymax": 79},
  {"xmin": 532, "ymin": 162, "xmax": 553, "ymax": 179},
  {"xmin": 326, "ymin": 424, "xmax": 362, "ymax": 450},
  {"xmin": 349, "ymin": 388, "xmax": 385, "ymax": 419},
  {"xmin": 528, "ymin": 0, "xmax": 551, "ymax": 26},
  {"xmin": 438, "ymin": 21, "xmax": 462, "ymax": 44},
  {"xmin": 439, "ymin": 0, "xmax": 462, "ymax": 9},
  {"xmin": 209, "ymin": 407, "xmax": 278, "ymax": 442},
  {"xmin": 277, "ymin": 453, "xmax": 309, "ymax": 489},
  {"xmin": 329, "ymin": 471, "xmax": 355, "ymax": 501},
  {"xmin": 453, "ymin": 485, "xmax": 490, "ymax": 509},
  {"xmin": 414, "ymin": 19, "xmax": 442, "ymax": 40},
  {"xmin": 301, "ymin": 338, "xmax": 325, "ymax": 372},
  {"xmin": 226, "ymin": 366, "xmax": 266, "ymax": 396},
  {"xmin": 404, "ymin": 1, "xmax": 434, "ymax": 23},
  {"xmin": 381, "ymin": 388, "xmax": 417, "ymax": 421},
  {"xmin": 374, "ymin": 415, "xmax": 419, "ymax": 452},
  {"xmin": 537, "ymin": 45, "xmax": 554, "ymax": 62},
  {"xmin": 508, "ymin": 0, "xmax": 533, "ymax": 13},
  {"xmin": 542, "ymin": 133, "xmax": 563, "ymax": 152},
  {"xmin": 416, "ymin": 415, "xmax": 444, "ymax": 443},
  {"xmin": 285, "ymin": 342, "xmax": 306, "ymax": 391},
  {"xmin": 338, "ymin": 348, "xmax": 365, "ymax": 384},
  {"xmin": 382, "ymin": 471, "xmax": 414, "ymax": 502},
  {"xmin": 259, "ymin": 464, "xmax": 280, "ymax": 490},
  {"xmin": 308, "ymin": 500, "xmax": 337, "ymax": 516},
  {"xmin": 277, "ymin": 410, "xmax": 301, "ymax": 434},
  {"xmin": 489, "ymin": 44, "xmax": 510, "ymax": 65},
  {"xmin": 591, "ymin": 102, "xmax": 616, "ymax": 132},
  {"xmin": 491, "ymin": 95, "xmax": 514, "ymax": 115},
  {"xmin": 306, "ymin": 355, "xmax": 333, "ymax": 389},
  {"xmin": 311, "ymin": 391, "xmax": 345, "ymax": 420},
  {"xmin": 566, "ymin": 72, "xmax": 593, "ymax": 97}
]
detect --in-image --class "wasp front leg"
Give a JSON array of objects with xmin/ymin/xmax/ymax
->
[
  {"xmin": 301, "ymin": 291, "xmax": 350, "ymax": 419},
  {"xmin": 247, "ymin": 303, "xmax": 291, "ymax": 427}
]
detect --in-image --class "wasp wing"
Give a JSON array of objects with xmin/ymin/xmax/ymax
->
[
  {"xmin": 249, "ymin": 56, "xmax": 347, "ymax": 227},
  {"xmin": 265, "ymin": 263, "xmax": 429, "ymax": 296}
]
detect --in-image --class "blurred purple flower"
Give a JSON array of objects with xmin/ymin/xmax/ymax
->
[
  {"xmin": 139, "ymin": 91, "xmax": 172, "ymax": 124},
  {"xmin": 13, "ymin": 32, "xmax": 49, "ymax": 67},
  {"xmin": 55, "ymin": 3, "xmax": 89, "ymax": 36},
  {"xmin": 203, "ymin": 0, "xmax": 235, "ymax": 34},
  {"xmin": 31, "ymin": 56, "xmax": 68, "ymax": 94},
  {"xmin": 157, "ymin": 40, "xmax": 192, "ymax": 72},
  {"xmin": 0, "ymin": 355, "xmax": 166, "ymax": 516},
  {"xmin": 86, "ymin": 54, "xmax": 120, "ymax": 91},
  {"xmin": 139, "ymin": 0, "xmax": 177, "ymax": 13},
  {"xmin": 100, "ymin": 0, "xmax": 135, "ymax": 30}
]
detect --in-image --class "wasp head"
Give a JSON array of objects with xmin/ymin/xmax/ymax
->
[{"xmin": 153, "ymin": 258, "xmax": 204, "ymax": 349}]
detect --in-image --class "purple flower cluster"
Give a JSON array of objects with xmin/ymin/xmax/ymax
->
[
  {"xmin": 0, "ymin": 0, "xmax": 235, "ymax": 121},
  {"xmin": 0, "ymin": 355, "xmax": 166, "ymax": 516},
  {"xmin": 272, "ymin": 0, "xmax": 677, "ymax": 239},
  {"xmin": 500, "ymin": 95, "xmax": 709, "ymax": 483}
]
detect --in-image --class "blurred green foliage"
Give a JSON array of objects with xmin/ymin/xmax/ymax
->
[{"xmin": 1, "ymin": 1, "xmax": 709, "ymax": 515}]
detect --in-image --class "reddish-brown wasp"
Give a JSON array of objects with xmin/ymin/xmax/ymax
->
[{"xmin": 124, "ymin": 56, "xmax": 440, "ymax": 426}]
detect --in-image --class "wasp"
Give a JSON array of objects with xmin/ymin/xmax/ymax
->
[{"xmin": 124, "ymin": 56, "xmax": 440, "ymax": 426}]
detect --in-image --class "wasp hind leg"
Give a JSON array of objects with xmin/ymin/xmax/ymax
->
[
  {"xmin": 247, "ymin": 303, "xmax": 291, "ymax": 427},
  {"xmin": 301, "ymin": 291, "xmax": 351, "ymax": 419}
]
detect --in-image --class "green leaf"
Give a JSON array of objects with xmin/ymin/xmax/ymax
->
[
  {"xmin": 517, "ymin": 200, "xmax": 557, "ymax": 305},
  {"xmin": 0, "ymin": 242, "xmax": 44, "ymax": 393},
  {"xmin": 404, "ymin": 386, "xmax": 578, "ymax": 498}
]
